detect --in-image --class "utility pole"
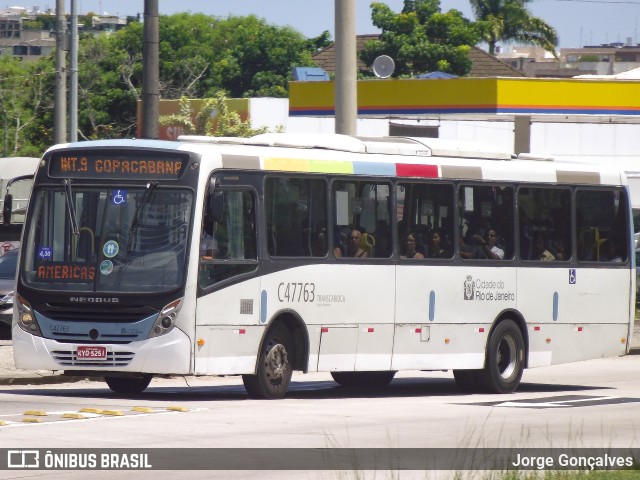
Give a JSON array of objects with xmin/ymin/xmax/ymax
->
[
  {"xmin": 69, "ymin": 0, "xmax": 78, "ymax": 142},
  {"xmin": 141, "ymin": 0, "xmax": 159, "ymax": 139},
  {"xmin": 334, "ymin": 0, "xmax": 357, "ymax": 135},
  {"xmin": 54, "ymin": 0, "xmax": 66, "ymax": 144}
]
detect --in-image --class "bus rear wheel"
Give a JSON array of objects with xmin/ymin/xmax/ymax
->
[
  {"xmin": 243, "ymin": 326, "xmax": 293, "ymax": 399},
  {"xmin": 479, "ymin": 319, "xmax": 525, "ymax": 394},
  {"xmin": 105, "ymin": 374, "xmax": 152, "ymax": 394},
  {"xmin": 330, "ymin": 371, "xmax": 396, "ymax": 388}
]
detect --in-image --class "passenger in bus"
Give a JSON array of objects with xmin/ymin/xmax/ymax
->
[
  {"xmin": 552, "ymin": 238, "xmax": 567, "ymax": 261},
  {"xmin": 401, "ymin": 232, "xmax": 424, "ymax": 259},
  {"xmin": 200, "ymin": 225, "xmax": 219, "ymax": 260},
  {"xmin": 533, "ymin": 234, "xmax": 555, "ymax": 261},
  {"xmin": 374, "ymin": 221, "xmax": 392, "ymax": 258},
  {"xmin": 312, "ymin": 229, "xmax": 328, "ymax": 256},
  {"xmin": 428, "ymin": 229, "xmax": 450, "ymax": 258},
  {"xmin": 334, "ymin": 228, "xmax": 369, "ymax": 258},
  {"xmin": 601, "ymin": 239, "xmax": 623, "ymax": 262},
  {"xmin": 473, "ymin": 227, "xmax": 504, "ymax": 260}
]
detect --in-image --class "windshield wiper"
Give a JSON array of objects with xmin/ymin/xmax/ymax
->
[
  {"xmin": 63, "ymin": 179, "xmax": 80, "ymax": 237},
  {"xmin": 126, "ymin": 181, "xmax": 158, "ymax": 253}
]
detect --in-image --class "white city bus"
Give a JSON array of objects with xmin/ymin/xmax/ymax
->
[{"xmin": 12, "ymin": 134, "xmax": 635, "ymax": 398}]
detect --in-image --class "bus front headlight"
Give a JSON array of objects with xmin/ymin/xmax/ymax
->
[
  {"xmin": 17, "ymin": 296, "xmax": 42, "ymax": 337},
  {"xmin": 149, "ymin": 298, "xmax": 182, "ymax": 338}
]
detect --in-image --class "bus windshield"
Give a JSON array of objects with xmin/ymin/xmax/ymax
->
[{"xmin": 20, "ymin": 185, "xmax": 193, "ymax": 293}]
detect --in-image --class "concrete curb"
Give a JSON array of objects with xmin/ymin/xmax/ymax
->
[
  {"xmin": 0, "ymin": 343, "xmax": 99, "ymax": 386},
  {"xmin": 0, "ymin": 374, "xmax": 96, "ymax": 386}
]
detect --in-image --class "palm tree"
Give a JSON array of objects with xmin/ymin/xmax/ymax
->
[{"xmin": 469, "ymin": 0, "xmax": 558, "ymax": 56}]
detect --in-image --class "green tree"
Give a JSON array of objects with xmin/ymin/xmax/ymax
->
[
  {"xmin": 204, "ymin": 15, "xmax": 316, "ymax": 98},
  {"xmin": 158, "ymin": 93, "xmax": 271, "ymax": 137},
  {"xmin": 359, "ymin": 0, "xmax": 482, "ymax": 77},
  {"xmin": 0, "ymin": 57, "xmax": 54, "ymax": 156},
  {"xmin": 469, "ymin": 0, "xmax": 558, "ymax": 55},
  {"xmin": 578, "ymin": 54, "xmax": 600, "ymax": 62},
  {"xmin": 8, "ymin": 12, "xmax": 318, "ymax": 151},
  {"xmin": 305, "ymin": 30, "xmax": 333, "ymax": 53}
]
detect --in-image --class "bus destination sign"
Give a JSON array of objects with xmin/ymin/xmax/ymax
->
[{"xmin": 49, "ymin": 152, "xmax": 187, "ymax": 180}]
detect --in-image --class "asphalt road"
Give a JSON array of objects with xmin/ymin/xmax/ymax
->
[{"xmin": 1, "ymin": 355, "xmax": 640, "ymax": 480}]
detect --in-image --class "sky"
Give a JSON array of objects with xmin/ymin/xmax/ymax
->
[{"xmin": 5, "ymin": 0, "xmax": 640, "ymax": 49}]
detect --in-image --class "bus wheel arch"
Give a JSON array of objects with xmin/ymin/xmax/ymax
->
[
  {"xmin": 481, "ymin": 313, "xmax": 527, "ymax": 393},
  {"xmin": 454, "ymin": 311, "xmax": 528, "ymax": 394},
  {"xmin": 487, "ymin": 310, "xmax": 529, "ymax": 368},
  {"xmin": 242, "ymin": 310, "xmax": 309, "ymax": 399}
]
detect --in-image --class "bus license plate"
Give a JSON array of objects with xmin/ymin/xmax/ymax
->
[{"xmin": 76, "ymin": 346, "xmax": 107, "ymax": 360}]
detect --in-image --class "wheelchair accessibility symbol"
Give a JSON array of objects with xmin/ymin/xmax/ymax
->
[
  {"xmin": 110, "ymin": 189, "xmax": 127, "ymax": 205},
  {"xmin": 569, "ymin": 268, "xmax": 577, "ymax": 285}
]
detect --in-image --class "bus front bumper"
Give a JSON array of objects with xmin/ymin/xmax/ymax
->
[{"xmin": 12, "ymin": 325, "xmax": 192, "ymax": 375}]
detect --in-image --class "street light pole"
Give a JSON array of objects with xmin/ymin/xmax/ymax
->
[
  {"xmin": 69, "ymin": 0, "xmax": 78, "ymax": 142},
  {"xmin": 141, "ymin": 0, "xmax": 160, "ymax": 139},
  {"xmin": 334, "ymin": 0, "xmax": 357, "ymax": 135},
  {"xmin": 54, "ymin": 0, "xmax": 66, "ymax": 144}
]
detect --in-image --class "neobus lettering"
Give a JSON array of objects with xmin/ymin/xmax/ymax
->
[{"xmin": 278, "ymin": 282, "xmax": 315, "ymax": 302}]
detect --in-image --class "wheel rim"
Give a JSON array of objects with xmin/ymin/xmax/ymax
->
[
  {"xmin": 496, "ymin": 335, "xmax": 518, "ymax": 381},
  {"xmin": 265, "ymin": 342, "xmax": 288, "ymax": 383}
]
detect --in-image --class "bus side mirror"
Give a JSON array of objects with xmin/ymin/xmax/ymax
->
[{"xmin": 2, "ymin": 194, "xmax": 12, "ymax": 225}]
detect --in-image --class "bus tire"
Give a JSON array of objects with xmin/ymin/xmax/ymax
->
[
  {"xmin": 330, "ymin": 371, "xmax": 396, "ymax": 388},
  {"xmin": 105, "ymin": 374, "xmax": 152, "ymax": 394},
  {"xmin": 243, "ymin": 326, "xmax": 293, "ymax": 399},
  {"xmin": 479, "ymin": 319, "xmax": 525, "ymax": 394},
  {"xmin": 452, "ymin": 369, "xmax": 482, "ymax": 393}
]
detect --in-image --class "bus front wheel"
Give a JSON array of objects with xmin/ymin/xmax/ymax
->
[
  {"xmin": 452, "ymin": 369, "xmax": 481, "ymax": 393},
  {"xmin": 480, "ymin": 319, "xmax": 525, "ymax": 394},
  {"xmin": 243, "ymin": 326, "xmax": 293, "ymax": 399},
  {"xmin": 105, "ymin": 374, "xmax": 152, "ymax": 394},
  {"xmin": 331, "ymin": 371, "xmax": 396, "ymax": 388}
]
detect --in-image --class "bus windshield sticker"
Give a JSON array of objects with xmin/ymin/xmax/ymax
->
[
  {"xmin": 103, "ymin": 241, "xmax": 119, "ymax": 259},
  {"xmin": 37, "ymin": 247, "xmax": 52, "ymax": 261},
  {"xmin": 111, "ymin": 189, "xmax": 127, "ymax": 205},
  {"xmin": 48, "ymin": 152, "xmax": 187, "ymax": 180},
  {"xmin": 37, "ymin": 262, "xmax": 95, "ymax": 281},
  {"xmin": 99, "ymin": 260, "xmax": 113, "ymax": 276}
]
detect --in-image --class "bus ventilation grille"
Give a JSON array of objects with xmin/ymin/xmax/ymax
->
[
  {"xmin": 42, "ymin": 303, "xmax": 156, "ymax": 323},
  {"xmin": 51, "ymin": 350, "xmax": 135, "ymax": 367}
]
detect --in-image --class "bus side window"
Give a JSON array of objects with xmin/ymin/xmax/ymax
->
[
  {"xmin": 333, "ymin": 180, "xmax": 391, "ymax": 259},
  {"xmin": 265, "ymin": 177, "xmax": 328, "ymax": 257},
  {"xmin": 518, "ymin": 187, "xmax": 571, "ymax": 262},
  {"xmin": 199, "ymin": 188, "xmax": 257, "ymax": 287},
  {"xmin": 458, "ymin": 184, "xmax": 514, "ymax": 260},
  {"xmin": 396, "ymin": 181, "xmax": 454, "ymax": 260},
  {"xmin": 576, "ymin": 188, "xmax": 629, "ymax": 263}
]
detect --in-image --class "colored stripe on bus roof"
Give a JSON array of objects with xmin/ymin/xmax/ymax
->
[
  {"xmin": 264, "ymin": 157, "xmax": 353, "ymax": 174},
  {"xmin": 263, "ymin": 157, "xmax": 441, "ymax": 178},
  {"xmin": 556, "ymin": 170, "xmax": 601, "ymax": 185},
  {"xmin": 396, "ymin": 164, "xmax": 439, "ymax": 178},
  {"xmin": 353, "ymin": 161, "xmax": 397, "ymax": 176}
]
